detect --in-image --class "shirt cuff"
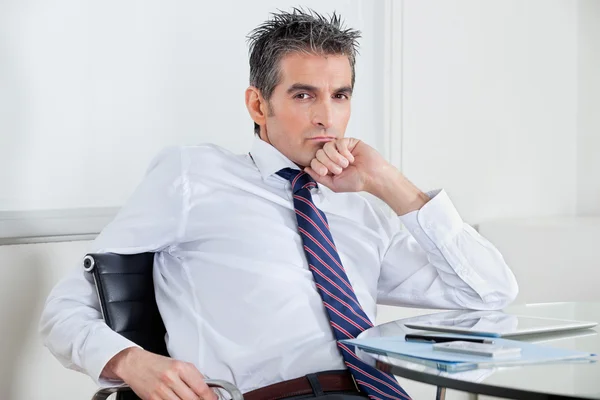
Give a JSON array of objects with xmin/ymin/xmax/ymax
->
[
  {"xmin": 83, "ymin": 323, "xmax": 142, "ymax": 388},
  {"xmin": 398, "ymin": 189, "xmax": 464, "ymax": 252}
]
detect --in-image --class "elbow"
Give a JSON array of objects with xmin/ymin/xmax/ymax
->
[
  {"xmin": 484, "ymin": 275, "xmax": 520, "ymax": 310},
  {"xmin": 500, "ymin": 263, "xmax": 520, "ymax": 307},
  {"xmin": 461, "ymin": 274, "xmax": 519, "ymax": 311},
  {"xmin": 497, "ymin": 278, "xmax": 519, "ymax": 309},
  {"xmin": 480, "ymin": 254, "xmax": 520, "ymax": 310},
  {"xmin": 507, "ymin": 277, "xmax": 519, "ymax": 304},
  {"xmin": 38, "ymin": 297, "xmax": 52, "ymax": 343},
  {"xmin": 38, "ymin": 296, "xmax": 61, "ymax": 351}
]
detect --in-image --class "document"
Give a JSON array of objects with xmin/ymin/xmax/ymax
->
[{"xmin": 341, "ymin": 334, "xmax": 596, "ymax": 372}]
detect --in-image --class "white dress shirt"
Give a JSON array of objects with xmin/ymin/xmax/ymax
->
[{"xmin": 40, "ymin": 136, "xmax": 518, "ymax": 393}]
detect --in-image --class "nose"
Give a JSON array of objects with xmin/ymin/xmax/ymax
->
[{"xmin": 311, "ymin": 98, "xmax": 333, "ymax": 130}]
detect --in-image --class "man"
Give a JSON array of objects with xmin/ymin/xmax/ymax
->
[{"xmin": 40, "ymin": 8, "xmax": 518, "ymax": 400}]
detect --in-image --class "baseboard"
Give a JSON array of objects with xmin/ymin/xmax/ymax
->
[{"xmin": 0, "ymin": 207, "xmax": 119, "ymax": 245}]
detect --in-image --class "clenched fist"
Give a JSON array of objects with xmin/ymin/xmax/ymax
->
[
  {"xmin": 304, "ymin": 138, "xmax": 429, "ymax": 215},
  {"xmin": 304, "ymin": 138, "xmax": 390, "ymax": 193}
]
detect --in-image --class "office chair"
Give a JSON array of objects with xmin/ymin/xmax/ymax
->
[{"xmin": 83, "ymin": 252, "xmax": 243, "ymax": 400}]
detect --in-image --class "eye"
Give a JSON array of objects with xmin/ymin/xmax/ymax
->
[
  {"xmin": 294, "ymin": 93, "xmax": 312, "ymax": 100},
  {"xmin": 334, "ymin": 93, "xmax": 349, "ymax": 100}
]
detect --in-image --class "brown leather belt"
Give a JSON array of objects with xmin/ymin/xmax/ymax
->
[{"xmin": 243, "ymin": 370, "xmax": 361, "ymax": 400}]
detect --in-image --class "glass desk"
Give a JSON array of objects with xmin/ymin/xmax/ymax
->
[{"xmin": 356, "ymin": 302, "xmax": 600, "ymax": 399}]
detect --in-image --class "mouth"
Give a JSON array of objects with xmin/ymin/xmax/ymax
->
[{"xmin": 307, "ymin": 136, "xmax": 336, "ymax": 142}]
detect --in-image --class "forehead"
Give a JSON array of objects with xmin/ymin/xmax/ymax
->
[{"xmin": 277, "ymin": 52, "xmax": 352, "ymax": 88}]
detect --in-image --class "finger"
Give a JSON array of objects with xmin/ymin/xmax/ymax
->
[
  {"xmin": 323, "ymin": 141, "xmax": 349, "ymax": 169},
  {"xmin": 198, "ymin": 384, "xmax": 219, "ymax": 400},
  {"xmin": 171, "ymin": 380, "xmax": 201, "ymax": 400},
  {"xmin": 157, "ymin": 367, "xmax": 186, "ymax": 400},
  {"xmin": 305, "ymin": 167, "xmax": 334, "ymax": 188},
  {"xmin": 181, "ymin": 366, "xmax": 215, "ymax": 400},
  {"xmin": 335, "ymin": 139, "xmax": 355, "ymax": 163},
  {"xmin": 156, "ymin": 384, "xmax": 182, "ymax": 400},
  {"xmin": 310, "ymin": 158, "xmax": 330, "ymax": 176},
  {"xmin": 315, "ymin": 149, "xmax": 343, "ymax": 175}
]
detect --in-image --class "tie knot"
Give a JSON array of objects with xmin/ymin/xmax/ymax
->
[{"xmin": 276, "ymin": 168, "xmax": 317, "ymax": 193}]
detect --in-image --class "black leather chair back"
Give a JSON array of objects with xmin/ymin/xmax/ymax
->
[
  {"xmin": 83, "ymin": 252, "xmax": 169, "ymax": 357},
  {"xmin": 83, "ymin": 253, "xmax": 243, "ymax": 400}
]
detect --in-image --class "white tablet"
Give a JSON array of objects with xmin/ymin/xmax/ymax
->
[{"xmin": 403, "ymin": 312, "xmax": 597, "ymax": 338}]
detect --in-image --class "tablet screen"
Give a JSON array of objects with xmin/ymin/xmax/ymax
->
[{"xmin": 403, "ymin": 312, "xmax": 597, "ymax": 337}]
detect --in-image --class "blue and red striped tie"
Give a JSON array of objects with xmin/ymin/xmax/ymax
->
[{"xmin": 277, "ymin": 168, "xmax": 411, "ymax": 400}]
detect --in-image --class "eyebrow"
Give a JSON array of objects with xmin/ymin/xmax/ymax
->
[{"xmin": 286, "ymin": 83, "xmax": 353, "ymax": 96}]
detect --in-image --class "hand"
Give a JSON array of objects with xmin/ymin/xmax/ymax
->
[
  {"xmin": 304, "ymin": 138, "xmax": 392, "ymax": 194},
  {"xmin": 304, "ymin": 138, "xmax": 429, "ymax": 215},
  {"xmin": 103, "ymin": 347, "xmax": 219, "ymax": 400}
]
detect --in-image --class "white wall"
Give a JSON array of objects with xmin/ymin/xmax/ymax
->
[
  {"xmin": 1, "ymin": 0, "xmax": 593, "ymax": 223},
  {"xmin": 0, "ymin": 240, "xmax": 98, "ymax": 400},
  {"xmin": 577, "ymin": 0, "xmax": 600, "ymax": 216},
  {"xmin": 1, "ymin": 1, "xmax": 599, "ymax": 400},
  {"xmin": 0, "ymin": 0, "xmax": 386, "ymax": 211},
  {"xmin": 478, "ymin": 217, "xmax": 600, "ymax": 304},
  {"xmin": 401, "ymin": 0, "xmax": 579, "ymax": 223},
  {"xmin": 398, "ymin": 0, "xmax": 600, "ymax": 309}
]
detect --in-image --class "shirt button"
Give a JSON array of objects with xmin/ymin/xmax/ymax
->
[{"xmin": 425, "ymin": 222, "xmax": 434, "ymax": 230}]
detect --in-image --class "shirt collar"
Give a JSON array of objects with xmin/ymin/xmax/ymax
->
[
  {"xmin": 249, "ymin": 135, "xmax": 301, "ymax": 181},
  {"xmin": 249, "ymin": 136, "xmax": 334, "ymax": 199}
]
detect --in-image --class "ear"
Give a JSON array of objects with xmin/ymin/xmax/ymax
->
[{"xmin": 245, "ymin": 86, "xmax": 268, "ymax": 129}]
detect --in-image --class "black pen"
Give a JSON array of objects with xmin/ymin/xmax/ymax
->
[{"xmin": 405, "ymin": 333, "xmax": 495, "ymax": 344}]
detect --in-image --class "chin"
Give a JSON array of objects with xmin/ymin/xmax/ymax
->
[
  {"xmin": 292, "ymin": 158, "xmax": 310, "ymax": 168},
  {"xmin": 283, "ymin": 142, "xmax": 320, "ymax": 168},
  {"xmin": 289, "ymin": 153, "xmax": 312, "ymax": 168}
]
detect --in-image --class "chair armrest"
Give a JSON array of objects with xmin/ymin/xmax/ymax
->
[
  {"xmin": 207, "ymin": 379, "xmax": 244, "ymax": 400},
  {"xmin": 91, "ymin": 379, "xmax": 244, "ymax": 400},
  {"xmin": 91, "ymin": 386, "xmax": 123, "ymax": 400}
]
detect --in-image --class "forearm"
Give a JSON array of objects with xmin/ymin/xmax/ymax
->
[
  {"xmin": 377, "ymin": 190, "xmax": 519, "ymax": 310},
  {"xmin": 369, "ymin": 165, "xmax": 430, "ymax": 216},
  {"xmin": 39, "ymin": 268, "xmax": 139, "ymax": 385}
]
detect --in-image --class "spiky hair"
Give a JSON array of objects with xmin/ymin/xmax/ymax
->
[{"xmin": 247, "ymin": 8, "xmax": 361, "ymax": 134}]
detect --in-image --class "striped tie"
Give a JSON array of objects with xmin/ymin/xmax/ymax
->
[{"xmin": 277, "ymin": 168, "xmax": 411, "ymax": 400}]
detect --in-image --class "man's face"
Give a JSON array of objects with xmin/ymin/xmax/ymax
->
[{"xmin": 260, "ymin": 52, "xmax": 353, "ymax": 167}]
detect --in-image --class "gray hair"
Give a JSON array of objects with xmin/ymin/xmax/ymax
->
[{"xmin": 247, "ymin": 8, "xmax": 361, "ymax": 135}]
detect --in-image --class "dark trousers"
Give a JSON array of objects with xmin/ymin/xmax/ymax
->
[{"xmin": 280, "ymin": 373, "xmax": 368, "ymax": 400}]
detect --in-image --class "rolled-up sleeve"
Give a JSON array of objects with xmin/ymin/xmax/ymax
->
[
  {"xmin": 377, "ymin": 189, "xmax": 519, "ymax": 310},
  {"xmin": 39, "ymin": 147, "xmax": 189, "ymax": 386}
]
